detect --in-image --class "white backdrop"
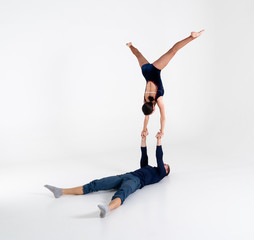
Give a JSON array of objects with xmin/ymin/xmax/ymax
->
[
  {"xmin": 1, "ymin": 0, "xmax": 253, "ymax": 162},
  {"xmin": 1, "ymin": 0, "xmax": 254, "ymax": 239}
]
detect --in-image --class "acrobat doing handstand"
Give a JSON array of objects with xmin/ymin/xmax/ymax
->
[{"xmin": 126, "ymin": 30, "xmax": 204, "ymax": 138}]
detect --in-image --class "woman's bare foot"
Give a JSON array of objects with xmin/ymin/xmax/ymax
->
[
  {"xmin": 191, "ymin": 30, "xmax": 205, "ymax": 38},
  {"xmin": 126, "ymin": 42, "xmax": 132, "ymax": 47}
]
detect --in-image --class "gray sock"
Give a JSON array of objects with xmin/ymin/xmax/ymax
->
[
  {"xmin": 44, "ymin": 185, "xmax": 62, "ymax": 198},
  {"xmin": 97, "ymin": 204, "xmax": 110, "ymax": 218}
]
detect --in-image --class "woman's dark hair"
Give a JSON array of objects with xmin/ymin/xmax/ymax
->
[{"xmin": 142, "ymin": 96, "xmax": 155, "ymax": 115}]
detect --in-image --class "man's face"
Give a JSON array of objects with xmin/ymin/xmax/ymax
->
[{"xmin": 164, "ymin": 164, "xmax": 169, "ymax": 175}]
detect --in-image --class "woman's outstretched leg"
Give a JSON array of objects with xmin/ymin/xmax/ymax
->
[
  {"xmin": 153, "ymin": 30, "xmax": 205, "ymax": 70},
  {"xmin": 126, "ymin": 42, "xmax": 149, "ymax": 67}
]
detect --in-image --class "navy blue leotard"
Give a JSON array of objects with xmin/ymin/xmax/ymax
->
[{"xmin": 141, "ymin": 63, "xmax": 164, "ymax": 101}]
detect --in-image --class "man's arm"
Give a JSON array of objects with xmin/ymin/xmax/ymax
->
[
  {"xmin": 140, "ymin": 136, "xmax": 148, "ymax": 168},
  {"xmin": 155, "ymin": 135, "xmax": 166, "ymax": 175}
]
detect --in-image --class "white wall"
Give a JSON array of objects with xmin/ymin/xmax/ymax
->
[{"xmin": 0, "ymin": 0, "xmax": 253, "ymax": 164}]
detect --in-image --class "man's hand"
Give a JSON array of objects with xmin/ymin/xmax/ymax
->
[
  {"xmin": 156, "ymin": 132, "xmax": 162, "ymax": 146},
  {"xmin": 141, "ymin": 135, "xmax": 147, "ymax": 147},
  {"xmin": 156, "ymin": 130, "xmax": 164, "ymax": 138},
  {"xmin": 141, "ymin": 129, "xmax": 149, "ymax": 137}
]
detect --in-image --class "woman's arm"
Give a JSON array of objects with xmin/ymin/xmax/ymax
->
[
  {"xmin": 141, "ymin": 115, "xmax": 149, "ymax": 137},
  {"xmin": 157, "ymin": 97, "xmax": 165, "ymax": 137}
]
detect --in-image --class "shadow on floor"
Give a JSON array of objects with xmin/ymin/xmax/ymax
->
[{"xmin": 72, "ymin": 211, "xmax": 99, "ymax": 219}]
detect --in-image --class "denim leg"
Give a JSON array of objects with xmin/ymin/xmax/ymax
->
[
  {"xmin": 83, "ymin": 175, "xmax": 123, "ymax": 194},
  {"xmin": 112, "ymin": 174, "xmax": 141, "ymax": 204}
]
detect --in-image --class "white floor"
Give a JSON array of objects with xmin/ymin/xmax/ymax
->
[{"xmin": 1, "ymin": 142, "xmax": 254, "ymax": 240}]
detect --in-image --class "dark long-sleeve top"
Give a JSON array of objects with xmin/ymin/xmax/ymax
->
[{"xmin": 130, "ymin": 146, "xmax": 166, "ymax": 188}]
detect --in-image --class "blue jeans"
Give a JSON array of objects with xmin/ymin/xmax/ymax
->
[{"xmin": 83, "ymin": 173, "xmax": 141, "ymax": 204}]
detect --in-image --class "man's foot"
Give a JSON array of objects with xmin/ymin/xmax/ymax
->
[
  {"xmin": 98, "ymin": 204, "xmax": 110, "ymax": 218},
  {"xmin": 126, "ymin": 42, "xmax": 132, "ymax": 47},
  {"xmin": 44, "ymin": 185, "xmax": 63, "ymax": 198},
  {"xmin": 191, "ymin": 30, "xmax": 205, "ymax": 38}
]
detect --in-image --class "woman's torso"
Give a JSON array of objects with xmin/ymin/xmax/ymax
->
[{"xmin": 141, "ymin": 63, "xmax": 164, "ymax": 101}]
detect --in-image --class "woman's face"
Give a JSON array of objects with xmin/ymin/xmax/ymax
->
[{"xmin": 150, "ymin": 104, "xmax": 156, "ymax": 115}]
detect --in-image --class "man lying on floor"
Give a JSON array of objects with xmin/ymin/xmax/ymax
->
[{"xmin": 45, "ymin": 134, "xmax": 170, "ymax": 218}]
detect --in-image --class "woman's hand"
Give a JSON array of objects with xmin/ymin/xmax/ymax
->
[
  {"xmin": 141, "ymin": 129, "xmax": 149, "ymax": 137},
  {"xmin": 156, "ymin": 130, "xmax": 164, "ymax": 138}
]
